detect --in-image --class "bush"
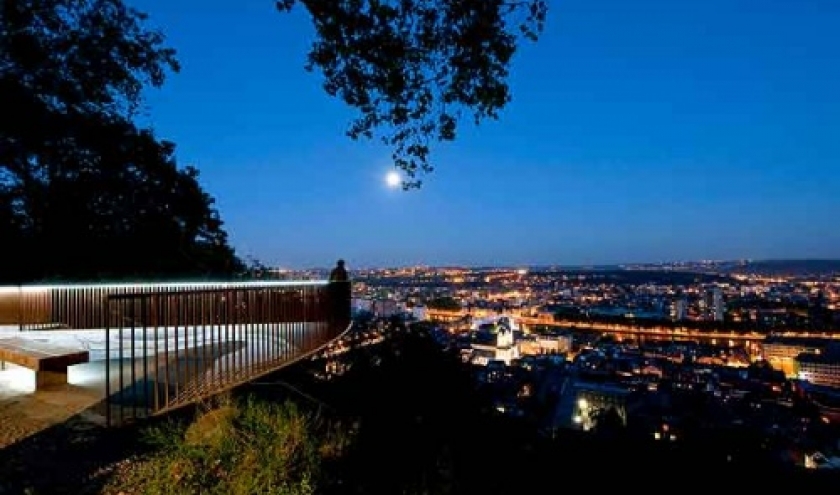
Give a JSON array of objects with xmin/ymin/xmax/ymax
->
[{"xmin": 105, "ymin": 396, "xmax": 351, "ymax": 495}]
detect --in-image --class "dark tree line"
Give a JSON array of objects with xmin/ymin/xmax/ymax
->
[
  {"xmin": 0, "ymin": 0, "xmax": 244, "ymax": 283},
  {"xmin": 425, "ymin": 295, "xmax": 462, "ymax": 311}
]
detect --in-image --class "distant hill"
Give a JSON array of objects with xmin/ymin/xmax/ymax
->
[
  {"xmin": 532, "ymin": 259, "xmax": 840, "ymax": 277},
  {"xmin": 530, "ymin": 264, "xmax": 624, "ymax": 272},
  {"xmin": 725, "ymin": 259, "xmax": 840, "ymax": 276}
]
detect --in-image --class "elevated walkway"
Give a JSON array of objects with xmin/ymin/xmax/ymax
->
[{"xmin": 0, "ymin": 280, "xmax": 352, "ymax": 427}]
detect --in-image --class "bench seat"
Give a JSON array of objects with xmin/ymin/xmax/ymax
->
[{"xmin": 0, "ymin": 337, "xmax": 90, "ymax": 390}]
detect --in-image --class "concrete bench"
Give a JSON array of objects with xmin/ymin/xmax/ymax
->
[{"xmin": 0, "ymin": 337, "xmax": 90, "ymax": 390}]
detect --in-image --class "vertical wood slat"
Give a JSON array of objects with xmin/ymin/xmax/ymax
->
[{"xmin": 6, "ymin": 281, "xmax": 338, "ymax": 330}]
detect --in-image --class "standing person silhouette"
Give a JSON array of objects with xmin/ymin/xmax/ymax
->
[
  {"xmin": 330, "ymin": 259, "xmax": 349, "ymax": 282},
  {"xmin": 328, "ymin": 259, "xmax": 350, "ymax": 331}
]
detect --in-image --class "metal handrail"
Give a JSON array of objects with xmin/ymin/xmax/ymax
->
[{"xmin": 103, "ymin": 281, "xmax": 350, "ymax": 426}]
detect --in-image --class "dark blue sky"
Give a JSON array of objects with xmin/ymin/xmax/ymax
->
[{"xmin": 130, "ymin": 0, "xmax": 840, "ymax": 268}]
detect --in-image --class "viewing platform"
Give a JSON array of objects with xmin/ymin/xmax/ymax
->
[{"xmin": 0, "ymin": 280, "xmax": 351, "ymax": 443}]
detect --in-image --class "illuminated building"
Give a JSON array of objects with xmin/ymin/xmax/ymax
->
[
  {"xmin": 568, "ymin": 382, "xmax": 637, "ymax": 431},
  {"xmin": 469, "ymin": 318, "xmax": 519, "ymax": 365},
  {"xmin": 762, "ymin": 336, "xmax": 833, "ymax": 376},
  {"xmin": 670, "ymin": 298, "xmax": 688, "ymax": 321},
  {"xmin": 796, "ymin": 349, "xmax": 840, "ymax": 388}
]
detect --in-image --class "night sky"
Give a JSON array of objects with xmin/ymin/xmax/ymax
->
[{"xmin": 129, "ymin": 0, "xmax": 840, "ymax": 268}]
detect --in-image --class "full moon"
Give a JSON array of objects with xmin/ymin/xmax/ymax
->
[{"xmin": 385, "ymin": 171, "xmax": 401, "ymax": 189}]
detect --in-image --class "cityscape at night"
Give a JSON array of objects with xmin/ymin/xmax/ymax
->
[{"xmin": 2, "ymin": 0, "xmax": 840, "ymax": 493}]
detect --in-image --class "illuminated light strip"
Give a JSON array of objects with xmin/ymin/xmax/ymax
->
[{"xmin": 0, "ymin": 280, "xmax": 329, "ymax": 294}]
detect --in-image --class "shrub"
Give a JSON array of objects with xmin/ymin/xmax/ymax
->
[{"xmin": 105, "ymin": 396, "xmax": 350, "ymax": 495}]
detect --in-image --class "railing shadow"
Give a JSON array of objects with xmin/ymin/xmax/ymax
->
[{"xmin": 101, "ymin": 339, "xmax": 247, "ymax": 424}]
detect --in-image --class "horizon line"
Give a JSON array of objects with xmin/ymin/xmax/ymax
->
[{"xmin": 269, "ymin": 257, "xmax": 840, "ymax": 271}]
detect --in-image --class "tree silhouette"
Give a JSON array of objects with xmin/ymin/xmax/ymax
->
[
  {"xmin": 0, "ymin": 0, "xmax": 243, "ymax": 283},
  {"xmin": 592, "ymin": 406, "xmax": 624, "ymax": 438},
  {"xmin": 276, "ymin": 0, "xmax": 549, "ymax": 188},
  {"xmin": 426, "ymin": 296, "xmax": 462, "ymax": 311}
]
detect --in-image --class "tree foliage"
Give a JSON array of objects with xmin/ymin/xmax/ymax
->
[
  {"xmin": 0, "ymin": 0, "xmax": 244, "ymax": 283},
  {"xmin": 425, "ymin": 296, "xmax": 462, "ymax": 311},
  {"xmin": 277, "ymin": 0, "xmax": 548, "ymax": 188}
]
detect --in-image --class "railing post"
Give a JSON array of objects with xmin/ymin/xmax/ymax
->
[
  {"xmin": 17, "ymin": 285, "xmax": 23, "ymax": 332},
  {"xmin": 105, "ymin": 296, "xmax": 111, "ymax": 427}
]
